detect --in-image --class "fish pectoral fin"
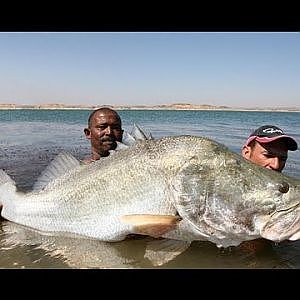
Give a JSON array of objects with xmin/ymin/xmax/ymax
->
[
  {"xmin": 144, "ymin": 239, "xmax": 191, "ymax": 266},
  {"xmin": 121, "ymin": 214, "xmax": 181, "ymax": 237}
]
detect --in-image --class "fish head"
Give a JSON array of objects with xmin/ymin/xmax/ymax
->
[
  {"xmin": 258, "ymin": 176, "xmax": 300, "ymax": 242},
  {"xmin": 169, "ymin": 137, "xmax": 300, "ymax": 245},
  {"xmin": 235, "ymin": 157, "xmax": 300, "ymax": 243}
]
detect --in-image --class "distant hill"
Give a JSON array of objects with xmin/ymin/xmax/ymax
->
[{"xmin": 0, "ymin": 103, "xmax": 299, "ymax": 112}]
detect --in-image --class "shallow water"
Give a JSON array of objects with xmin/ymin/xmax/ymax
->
[
  {"xmin": 1, "ymin": 109, "xmax": 300, "ymax": 268},
  {"xmin": 1, "ymin": 221, "xmax": 300, "ymax": 269},
  {"xmin": 2, "ymin": 220, "xmax": 300, "ymax": 269}
]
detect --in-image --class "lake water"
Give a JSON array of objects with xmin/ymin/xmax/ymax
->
[{"xmin": 1, "ymin": 109, "xmax": 300, "ymax": 268}]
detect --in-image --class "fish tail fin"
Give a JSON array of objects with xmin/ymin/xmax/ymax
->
[{"xmin": 0, "ymin": 169, "xmax": 18, "ymax": 216}]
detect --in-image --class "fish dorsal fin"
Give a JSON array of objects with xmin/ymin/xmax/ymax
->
[
  {"xmin": 122, "ymin": 123, "xmax": 153, "ymax": 146},
  {"xmin": 33, "ymin": 151, "xmax": 80, "ymax": 191},
  {"xmin": 115, "ymin": 141, "xmax": 129, "ymax": 150},
  {"xmin": 121, "ymin": 214, "xmax": 181, "ymax": 237},
  {"xmin": 108, "ymin": 141, "xmax": 129, "ymax": 156},
  {"xmin": 131, "ymin": 123, "xmax": 148, "ymax": 141},
  {"xmin": 122, "ymin": 131, "xmax": 137, "ymax": 146},
  {"xmin": 144, "ymin": 239, "xmax": 191, "ymax": 266},
  {"xmin": 148, "ymin": 132, "xmax": 154, "ymax": 140}
]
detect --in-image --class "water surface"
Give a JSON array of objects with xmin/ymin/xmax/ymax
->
[{"xmin": 1, "ymin": 109, "xmax": 300, "ymax": 268}]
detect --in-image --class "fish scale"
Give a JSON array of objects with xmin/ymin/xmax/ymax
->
[{"xmin": 1, "ymin": 135, "xmax": 300, "ymax": 258}]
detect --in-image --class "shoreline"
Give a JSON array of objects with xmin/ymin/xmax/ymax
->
[
  {"xmin": 0, "ymin": 108, "xmax": 300, "ymax": 113},
  {"xmin": 0, "ymin": 104, "xmax": 300, "ymax": 113}
]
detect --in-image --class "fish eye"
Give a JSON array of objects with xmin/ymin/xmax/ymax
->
[{"xmin": 278, "ymin": 182, "xmax": 289, "ymax": 194}]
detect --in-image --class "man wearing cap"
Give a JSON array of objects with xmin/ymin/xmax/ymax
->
[
  {"xmin": 239, "ymin": 125, "xmax": 298, "ymax": 253},
  {"xmin": 242, "ymin": 125, "xmax": 298, "ymax": 173}
]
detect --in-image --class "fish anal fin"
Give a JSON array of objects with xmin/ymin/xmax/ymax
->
[
  {"xmin": 121, "ymin": 214, "xmax": 181, "ymax": 237},
  {"xmin": 145, "ymin": 239, "xmax": 191, "ymax": 266}
]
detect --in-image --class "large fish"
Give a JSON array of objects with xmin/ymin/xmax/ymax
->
[{"xmin": 1, "ymin": 135, "xmax": 300, "ymax": 266}]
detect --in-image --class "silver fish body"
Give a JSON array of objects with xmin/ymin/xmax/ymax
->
[{"xmin": 1, "ymin": 135, "xmax": 300, "ymax": 251}]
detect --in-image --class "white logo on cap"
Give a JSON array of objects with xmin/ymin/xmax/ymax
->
[{"xmin": 262, "ymin": 128, "xmax": 283, "ymax": 134}]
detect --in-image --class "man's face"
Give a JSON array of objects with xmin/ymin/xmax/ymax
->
[
  {"xmin": 84, "ymin": 111, "xmax": 123, "ymax": 157},
  {"xmin": 242, "ymin": 140, "xmax": 288, "ymax": 172}
]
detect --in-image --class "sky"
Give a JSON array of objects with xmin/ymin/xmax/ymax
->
[{"xmin": 0, "ymin": 32, "xmax": 299, "ymax": 108}]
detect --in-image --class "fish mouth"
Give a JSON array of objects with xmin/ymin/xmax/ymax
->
[
  {"xmin": 289, "ymin": 231, "xmax": 300, "ymax": 241},
  {"xmin": 260, "ymin": 203, "xmax": 300, "ymax": 242}
]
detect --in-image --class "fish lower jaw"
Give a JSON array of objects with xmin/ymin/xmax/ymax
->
[
  {"xmin": 260, "ymin": 228, "xmax": 300, "ymax": 243},
  {"xmin": 289, "ymin": 231, "xmax": 300, "ymax": 241},
  {"xmin": 260, "ymin": 210, "xmax": 300, "ymax": 242}
]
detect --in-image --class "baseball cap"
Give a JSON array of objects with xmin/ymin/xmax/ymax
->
[{"xmin": 244, "ymin": 125, "xmax": 298, "ymax": 151}]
